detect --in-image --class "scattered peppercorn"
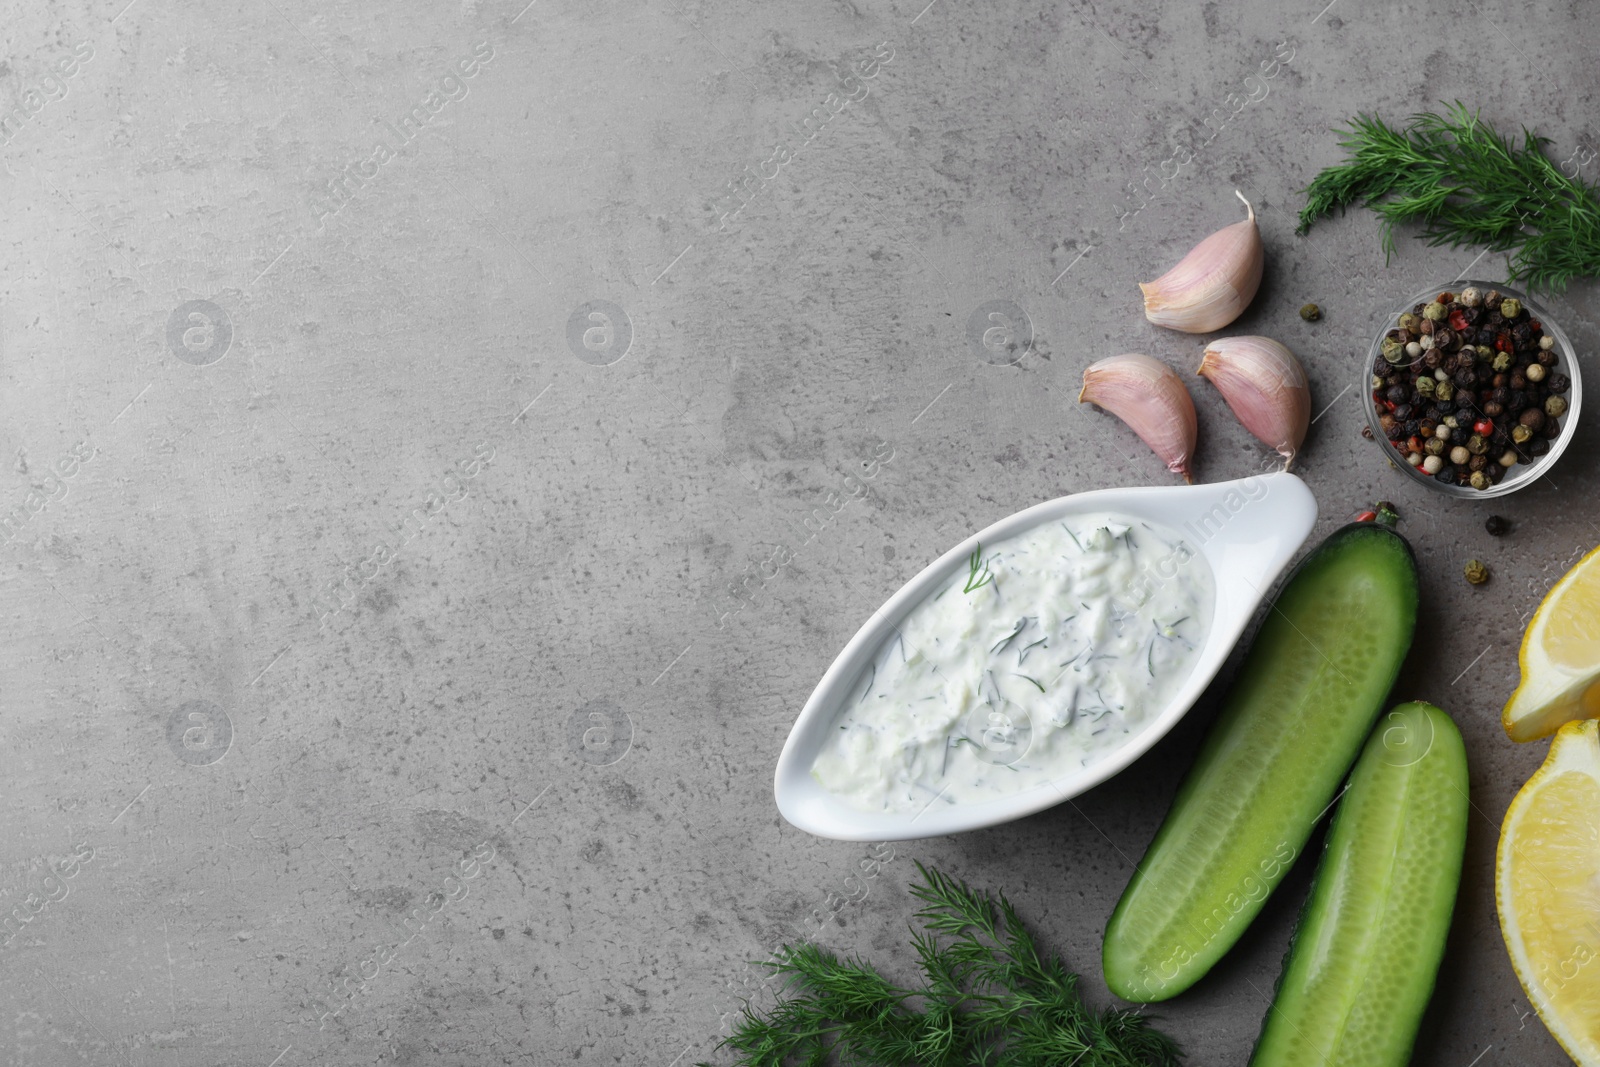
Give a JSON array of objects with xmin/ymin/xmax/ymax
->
[
  {"xmin": 1300, "ymin": 303, "xmax": 1322, "ymax": 321},
  {"xmin": 1484, "ymin": 515, "xmax": 1511, "ymax": 536},
  {"xmin": 1464, "ymin": 559, "xmax": 1490, "ymax": 585}
]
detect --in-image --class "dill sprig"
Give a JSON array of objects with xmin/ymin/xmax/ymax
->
[
  {"xmin": 964, "ymin": 546, "xmax": 996, "ymax": 594},
  {"xmin": 1296, "ymin": 103, "xmax": 1600, "ymax": 290},
  {"xmin": 701, "ymin": 863, "xmax": 1183, "ymax": 1067}
]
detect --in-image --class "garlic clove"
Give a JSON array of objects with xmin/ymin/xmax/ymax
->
[
  {"xmin": 1139, "ymin": 191, "xmax": 1264, "ymax": 334},
  {"xmin": 1079, "ymin": 353, "xmax": 1199, "ymax": 483},
  {"xmin": 1197, "ymin": 335, "xmax": 1311, "ymax": 469}
]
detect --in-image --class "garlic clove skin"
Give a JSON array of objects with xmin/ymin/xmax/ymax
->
[
  {"xmin": 1197, "ymin": 335, "xmax": 1310, "ymax": 469},
  {"xmin": 1139, "ymin": 191, "xmax": 1264, "ymax": 334},
  {"xmin": 1079, "ymin": 353, "xmax": 1199, "ymax": 483}
]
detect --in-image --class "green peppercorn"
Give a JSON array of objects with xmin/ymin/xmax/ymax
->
[
  {"xmin": 1546, "ymin": 395, "xmax": 1568, "ymax": 418},
  {"xmin": 1512, "ymin": 423, "xmax": 1534, "ymax": 444},
  {"xmin": 1416, "ymin": 376, "xmax": 1436, "ymax": 398},
  {"xmin": 1424, "ymin": 436, "xmax": 1446, "ymax": 456},
  {"xmin": 1493, "ymin": 352, "xmax": 1513, "ymax": 372},
  {"xmin": 1467, "ymin": 433, "xmax": 1489, "ymax": 455},
  {"xmin": 1423, "ymin": 301, "xmax": 1447, "ymax": 321},
  {"xmin": 1501, "ymin": 298, "xmax": 1523, "ymax": 319},
  {"xmin": 1381, "ymin": 338, "xmax": 1406, "ymax": 363},
  {"xmin": 1300, "ymin": 303, "xmax": 1322, "ymax": 321},
  {"xmin": 1469, "ymin": 471, "xmax": 1490, "ymax": 491},
  {"xmin": 1464, "ymin": 559, "xmax": 1490, "ymax": 585},
  {"xmin": 1398, "ymin": 312, "xmax": 1421, "ymax": 332},
  {"xmin": 1436, "ymin": 381, "xmax": 1455, "ymax": 402}
]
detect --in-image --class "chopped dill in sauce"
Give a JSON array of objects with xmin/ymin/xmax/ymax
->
[{"xmin": 811, "ymin": 511, "xmax": 1214, "ymax": 813}]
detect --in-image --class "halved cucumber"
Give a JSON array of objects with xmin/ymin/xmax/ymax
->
[
  {"xmin": 1103, "ymin": 522, "xmax": 1418, "ymax": 1002},
  {"xmin": 1251, "ymin": 701, "xmax": 1468, "ymax": 1065}
]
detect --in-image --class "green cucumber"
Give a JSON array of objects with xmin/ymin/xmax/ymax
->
[
  {"xmin": 1251, "ymin": 701, "xmax": 1467, "ymax": 1065},
  {"xmin": 1103, "ymin": 522, "xmax": 1418, "ymax": 1002}
]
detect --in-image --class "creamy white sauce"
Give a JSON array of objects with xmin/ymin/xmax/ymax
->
[{"xmin": 812, "ymin": 512, "xmax": 1214, "ymax": 813}]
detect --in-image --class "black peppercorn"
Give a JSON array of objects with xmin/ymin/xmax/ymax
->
[
  {"xmin": 1393, "ymin": 403, "xmax": 1414, "ymax": 420},
  {"xmin": 1468, "ymin": 453, "xmax": 1489, "ymax": 472},
  {"xmin": 1544, "ymin": 418, "xmax": 1561, "ymax": 439},
  {"xmin": 1422, "ymin": 350, "xmax": 1443, "ymax": 370},
  {"xmin": 1454, "ymin": 368, "xmax": 1476, "ymax": 389},
  {"xmin": 1435, "ymin": 466, "xmax": 1459, "ymax": 484},
  {"xmin": 1485, "ymin": 515, "xmax": 1511, "ymax": 536},
  {"xmin": 1548, "ymin": 373, "xmax": 1570, "ymax": 393},
  {"xmin": 1520, "ymin": 408, "xmax": 1546, "ymax": 431},
  {"xmin": 1537, "ymin": 349, "xmax": 1556, "ymax": 366},
  {"xmin": 1403, "ymin": 419, "xmax": 1421, "ymax": 437},
  {"xmin": 1531, "ymin": 437, "xmax": 1551, "ymax": 456},
  {"xmin": 1483, "ymin": 401, "xmax": 1504, "ymax": 417},
  {"xmin": 1386, "ymin": 384, "xmax": 1409, "ymax": 404}
]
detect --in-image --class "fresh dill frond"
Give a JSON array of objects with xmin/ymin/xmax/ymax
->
[
  {"xmin": 701, "ymin": 863, "xmax": 1183, "ymax": 1067},
  {"xmin": 964, "ymin": 545, "xmax": 996, "ymax": 594},
  {"xmin": 1297, "ymin": 103, "xmax": 1600, "ymax": 290}
]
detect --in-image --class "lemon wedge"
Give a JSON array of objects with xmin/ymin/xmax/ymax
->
[
  {"xmin": 1498, "ymin": 719, "xmax": 1600, "ymax": 1064},
  {"xmin": 1503, "ymin": 545, "xmax": 1600, "ymax": 743}
]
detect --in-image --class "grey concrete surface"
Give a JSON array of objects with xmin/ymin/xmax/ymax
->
[{"xmin": 1, "ymin": 0, "xmax": 1597, "ymax": 1063}]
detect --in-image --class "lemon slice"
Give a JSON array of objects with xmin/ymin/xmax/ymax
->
[
  {"xmin": 1503, "ymin": 545, "xmax": 1600, "ymax": 743},
  {"xmin": 1498, "ymin": 719, "xmax": 1600, "ymax": 1064}
]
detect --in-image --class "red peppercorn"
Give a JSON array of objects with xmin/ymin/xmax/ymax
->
[
  {"xmin": 1406, "ymin": 435, "xmax": 1424, "ymax": 453},
  {"xmin": 1353, "ymin": 510, "xmax": 1377, "ymax": 523},
  {"xmin": 1529, "ymin": 319, "xmax": 1542, "ymax": 332},
  {"xmin": 1448, "ymin": 308, "xmax": 1471, "ymax": 332},
  {"xmin": 1384, "ymin": 400, "xmax": 1397, "ymax": 412},
  {"xmin": 1474, "ymin": 418, "xmax": 1494, "ymax": 436},
  {"xmin": 1495, "ymin": 331, "xmax": 1515, "ymax": 352},
  {"xmin": 1438, "ymin": 292, "xmax": 1455, "ymax": 304}
]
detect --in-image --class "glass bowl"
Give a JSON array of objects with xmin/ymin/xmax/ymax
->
[{"xmin": 1362, "ymin": 279, "xmax": 1582, "ymax": 498}]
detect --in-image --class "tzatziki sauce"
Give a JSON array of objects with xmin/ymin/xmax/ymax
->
[{"xmin": 811, "ymin": 512, "xmax": 1214, "ymax": 813}]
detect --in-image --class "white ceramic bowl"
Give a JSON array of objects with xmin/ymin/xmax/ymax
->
[
  {"xmin": 774, "ymin": 471, "xmax": 1319, "ymax": 841},
  {"xmin": 1362, "ymin": 279, "xmax": 1581, "ymax": 497}
]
